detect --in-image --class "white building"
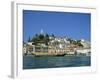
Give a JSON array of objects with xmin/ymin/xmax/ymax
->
[
  {"xmin": 23, "ymin": 43, "xmax": 27, "ymax": 54},
  {"xmin": 27, "ymin": 42, "xmax": 33, "ymax": 45},
  {"xmin": 23, "ymin": 42, "xmax": 35, "ymax": 55},
  {"xmin": 23, "ymin": 46, "xmax": 27, "ymax": 54},
  {"xmin": 76, "ymin": 48, "xmax": 91, "ymax": 56},
  {"xmin": 81, "ymin": 39, "xmax": 91, "ymax": 48}
]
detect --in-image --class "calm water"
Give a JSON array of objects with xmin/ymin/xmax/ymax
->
[{"xmin": 23, "ymin": 55, "xmax": 91, "ymax": 69}]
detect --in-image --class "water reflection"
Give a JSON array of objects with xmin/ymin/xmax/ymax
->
[{"xmin": 23, "ymin": 55, "xmax": 91, "ymax": 69}]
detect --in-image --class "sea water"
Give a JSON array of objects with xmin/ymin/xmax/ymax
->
[{"xmin": 23, "ymin": 55, "xmax": 91, "ymax": 69}]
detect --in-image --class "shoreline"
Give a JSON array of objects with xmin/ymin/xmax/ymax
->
[{"xmin": 23, "ymin": 53, "xmax": 91, "ymax": 57}]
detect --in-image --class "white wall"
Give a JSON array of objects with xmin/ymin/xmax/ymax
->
[{"xmin": 0, "ymin": 0, "xmax": 100, "ymax": 80}]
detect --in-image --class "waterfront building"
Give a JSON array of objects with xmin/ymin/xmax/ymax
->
[
  {"xmin": 48, "ymin": 45, "xmax": 67, "ymax": 55},
  {"xmin": 76, "ymin": 48, "xmax": 91, "ymax": 56},
  {"xmin": 34, "ymin": 40, "xmax": 48, "ymax": 53},
  {"xmin": 23, "ymin": 43, "xmax": 27, "ymax": 54},
  {"xmin": 23, "ymin": 42, "xmax": 35, "ymax": 54},
  {"xmin": 27, "ymin": 45, "xmax": 33, "ymax": 54}
]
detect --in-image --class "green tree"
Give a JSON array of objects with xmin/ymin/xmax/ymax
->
[
  {"xmin": 76, "ymin": 40, "xmax": 83, "ymax": 47},
  {"xmin": 45, "ymin": 34, "xmax": 50, "ymax": 45},
  {"xmin": 51, "ymin": 34, "xmax": 55, "ymax": 37},
  {"xmin": 28, "ymin": 36, "xmax": 31, "ymax": 42},
  {"xmin": 39, "ymin": 34, "xmax": 44, "ymax": 40}
]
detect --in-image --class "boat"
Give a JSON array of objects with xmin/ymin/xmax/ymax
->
[
  {"xmin": 33, "ymin": 53, "xmax": 66, "ymax": 57},
  {"xmin": 55, "ymin": 53, "xmax": 66, "ymax": 56}
]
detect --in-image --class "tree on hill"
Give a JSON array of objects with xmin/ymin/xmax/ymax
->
[
  {"xmin": 28, "ymin": 36, "xmax": 31, "ymax": 42},
  {"xmin": 31, "ymin": 33, "xmax": 50, "ymax": 45}
]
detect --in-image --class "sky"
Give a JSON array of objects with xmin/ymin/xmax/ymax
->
[{"xmin": 23, "ymin": 10, "xmax": 91, "ymax": 42}]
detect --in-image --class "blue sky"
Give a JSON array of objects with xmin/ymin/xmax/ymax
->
[{"xmin": 23, "ymin": 10, "xmax": 91, "ymax": 42}]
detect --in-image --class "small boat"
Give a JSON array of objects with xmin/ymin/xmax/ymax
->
[
  {"xmin": 56, "ymin": 53, "xmax": 66, "ymax": 56},
  {"xmin": 33, "ymin": 53, "xmax": 66, "ymax": 57}
]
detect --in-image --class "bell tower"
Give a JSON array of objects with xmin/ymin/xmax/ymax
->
[{"xmin": 40, "ymin": 29, "xmax": 43, "ymax": 34}]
